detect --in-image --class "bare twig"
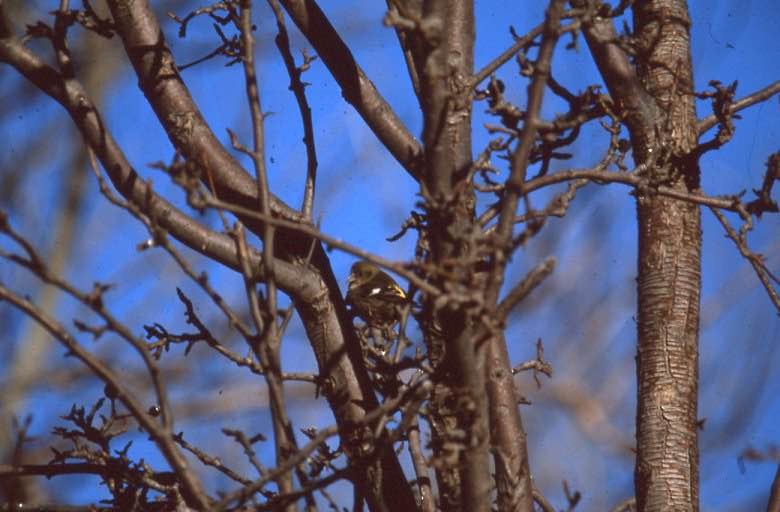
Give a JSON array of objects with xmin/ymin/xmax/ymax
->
[
  {"xmin": 278, "ymin": 0, "xmax": 423, "ymax": 180},
  {"xmin": 0, "ymin": 31, "xmax": 317, "ymax": 298},
  {"xmin": 201, "ymin": 195, "xmax": 441, "ymax": 297},
  {"xmin": 532, "ymin": 488, "xmax": 556, "ymax": 512},
  {"xmin": 497, "ymin": 257, "xmax": 556, "ymax": 319},
  {"xmin": 481, "ymin": 5, "xmax": 565, "ymax": 511},
  {"xmin": 214, "ymin": 378, "xmax": 431, "ymax": 510},
  {"xmin": 407, "ymin": 416, "xmax": 435, "ymax": 512},
  {"xmin": 223, "ymin": 428, "xmax": 269, "ymax": 479},
  {"xmin": 234, "ymin": 222, "xmax": 299, "ymax": 504},
  {"xmin": 512, "ymin": 339, "xmax": 553, "ymax": 389},
  {"xmin": 698, "ymin": 80, "xmax": 780, "ymax": 134},
  {"xmin": 173, "ymin": 431, "xmax": 252, "ymax": 486},
  {"xmin": 0, "ymin": 217, "xmax": 174, "ymax": 431},
  {"xmin": 608, "ymin": 497, "xmax": 637, "ymax": 512},
  {"xmin": 0, "ymin": 285, "xmax": 210, "ymax": 509},
  {"xmin": 709, "ymin": 207, "xmax": 780, "ymax": 312},
  {"xmin": 236, "ymin": 2, "xmax": 279, "ymax": 354},
  {"xmin": 384, "ymin": 0, "xmax": 423, "ymax": 102},
  {"xmin": 267, "ymin": 0, "xmax": 318, "ymax": 219}
]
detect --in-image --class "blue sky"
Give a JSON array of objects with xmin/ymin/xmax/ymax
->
[{"xmin": 1, "ymin": 0, "xmax": 778, "ymax": 509}]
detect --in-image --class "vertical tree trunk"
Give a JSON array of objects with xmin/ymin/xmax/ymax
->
[
  {"xmin": 635, "ymin": 194, "xmax": 700, "ymax": 511},
  {"xmin": 573, "ymin": 0, "xmax": 703, "ymax": 509},
  {"xmin": 420, "ymin": 1, "xmax": 491, "ymax": 510},
  {"xmin": 633, "ymin": 1, "xmax": 700, "ymax": 510}
]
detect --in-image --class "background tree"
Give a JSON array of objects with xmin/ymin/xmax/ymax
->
[{"xmin": 1, "ymin": 0, "xmax": 778, "ymax": 511}]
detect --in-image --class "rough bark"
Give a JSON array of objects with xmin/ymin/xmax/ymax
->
[
  {"xmin": 633, "ymin": 2, "xmax": 700, "ymax": 509},
  {"xmin": 578, "ymin": 0, "xmax": 701, "ymax": 509},
  {"xmin": 635, "ymin": 193, "xmax": 700, "ymax": 512},
  {"xmin": 486, "ymin": 334, "xmax": 534, "ymax": 511}
]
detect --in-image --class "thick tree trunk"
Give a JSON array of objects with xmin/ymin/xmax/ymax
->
[
  {"xmin": 576, "ymin": 0, "xmax": 702, "ymax": 508},
  {"xmin": 635, "ymin": 193, "xmax": 700, "ymax": 511},
  {"xmin": 633, "ymin": 1, "xmax": 701, "ymax": 510}
]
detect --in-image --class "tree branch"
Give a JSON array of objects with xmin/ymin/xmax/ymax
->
[
  {"xmin": 267, "ymin": 0, "xmax": 318, "ymax": 219},
  {"xmin": 572, "ymin": 0, "xmax": 657, "ymax": 159},
  {"xmin": 0, "ymin": 286, "xmax": 211, "ymax": 510},
  {"xmin": 106, "ymin": 0, "xmax": 304, "ymax": 225},
  {"xmin": 768, "ymin": 465, "xmax": 780, "ymax": 512},
  {"xmin": 2, "ymin": 8, "xmax": 416, "ymax": 508},
  {"xmin": 698, "ymin": 80, "xmax": 780, "ymax": 134},
  {"xmin": 278, "ymin": 0, "xmax": 424, "ymax": 180}
]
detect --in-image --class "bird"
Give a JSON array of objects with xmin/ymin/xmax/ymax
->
[{"xmin": 345, "ymin": 260, "xmax": 408, "ymax": 327}]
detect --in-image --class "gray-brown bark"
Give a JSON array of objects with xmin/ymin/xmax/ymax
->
[
  {"xmin": 633, "ymin": 2, "xmax": 700, "ymax": 509},
  {"xmin": 579, "ymin": 0, "xmax": 701, "ymax": 509},
  {"xmin": 418, "ymin": 2, "xmax": 491, "ymax": 509},
  {"xmin": 106, "ymin": 1, "xmax": 416, "ymax": 509},
  {"xmin": 4, "ymin": 1, "xmax": 778, "ymax": 510}
]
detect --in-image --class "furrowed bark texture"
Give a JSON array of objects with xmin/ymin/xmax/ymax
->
[
  {"xmin": 633, "ymin": 1, "xmax": 700, "ymax": 510},
  {"xmin": 577, "ymin": 0, "xmax": 701, "ymax": 509},
  {"xmin": 635, "ymin": 193, "xmax": 700, "ymax": 512}
]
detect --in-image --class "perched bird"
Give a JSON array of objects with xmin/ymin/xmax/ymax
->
[{"xmin": 346, "ymin": 261, "xmax": 407, "ymax": 326}]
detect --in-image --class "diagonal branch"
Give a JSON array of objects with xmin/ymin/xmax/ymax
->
[
  {"xmin": 106, "ymin": 0, "xmax": 304, "ymax": 226},
  {"xmin": 1, "ymin": 23, "xmax": 414, "ymax": 509},
  {"xmin": 0, "ymin": 285, "xmax": 211, "ymax": 510},
  {"xmin": 278, "ymin": 0, "xmax": 424, "ymax": 180},
  {"xmin": 0, "ymin": 32, "xmax": 309, "ymax": 291},
  {"xmin": 708, "ymin": 206, "xmax": 780, "ymax": 313},
  {"xmin": 497, "ymin": 257, "xmax": 556, "ymax": 320},
  {"xmin": 384, "ymin": 0, "xmax": 424, "ymax": 103},
  {"xmin": 570, "ymin": 0, "xmax": 657, "ymax": 158}
]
